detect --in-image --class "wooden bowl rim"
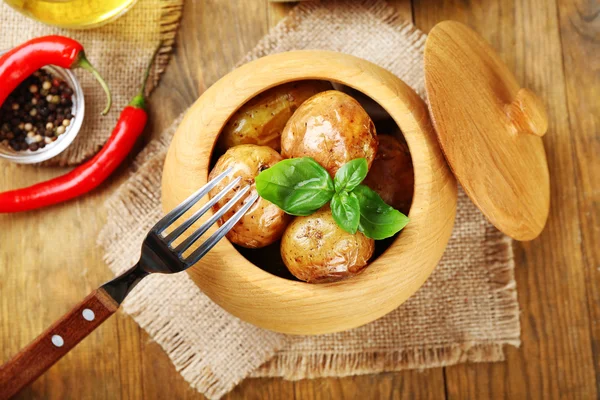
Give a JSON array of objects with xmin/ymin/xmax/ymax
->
[{"xmin": 162, "ymin": 50, "xmax": 457, "ymax": 334}]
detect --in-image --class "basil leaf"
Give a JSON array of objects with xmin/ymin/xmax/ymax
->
[
  {"xmin": 331, "ymin": 192, "xmax": 360, "ymax": 234},
  {"xmin": 334, "ymin": 158, "xmax": 368, "ymax": 193},
  {"xmin": 255, "ymin": 157, "xmax": 335, "ymax": 216},
  {"xmin": 353, "ymin": 184, "xmax": 409, "ymax": 240}
]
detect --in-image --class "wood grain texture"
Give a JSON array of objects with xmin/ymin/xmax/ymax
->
[
  {"xmin": 0, "ymin": 288, "xmax": 118, "ymax": 400},
  {"xmin": 555, "ymin": 0, "xmax": 600, "ymax": 393},
  {"xmin": 424, "ymin": 21, "xmax": 550, "ymax": 240},
  {"xmin": 0, "ymin": 0, "xmax": 597, "ymax": 398},
  {"xmin": 414, "ymin": 0, "xmax": 599, "ymax": 398},
  {"xmin": 162, "ymin": 50, "xmax": 457, "ymax": 335},
  {"xmin": 558, "ymin": 0, "xmax": 600, "ymax": 393}
]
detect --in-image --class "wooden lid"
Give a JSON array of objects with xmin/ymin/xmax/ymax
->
[{"xmin": 424, "ymin": 21, "xmax": 550, "ymax": 241}]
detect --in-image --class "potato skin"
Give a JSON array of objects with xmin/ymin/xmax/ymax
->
[
  {"xmin": 280, "ymin": 90, "xmax": 378, "ymax": 177},
  {"xmin": 362, "ymin": 134, "xmax": 414, "ymax": 215},
  {"xmin": 208, "ymin": 145, "xmax": 292, "ymax": 248},
  {"xmin": 217, "ymin": 80, "xmax": 332, "ymax": 152},
  {"xmin": 281, "ymin": 207, "xmax": 375, "ymax": 283}
]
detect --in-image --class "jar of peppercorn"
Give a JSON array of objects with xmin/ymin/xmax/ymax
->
[{"xmin": 0, "ymin": 50, "xmax": 84, "ymax": 164}]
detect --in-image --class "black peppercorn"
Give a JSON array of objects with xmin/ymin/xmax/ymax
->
[{"xmin": 0, "ymin": 67, "xmax": 76, "ymax": 153}]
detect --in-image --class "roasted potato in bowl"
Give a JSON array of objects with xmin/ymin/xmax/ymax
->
[
  {"xmin": 281, "ymin": 207, "xmax": 375, "ymax": 283},
  {"xmin": 217, "ymin": 80, "xmax": 332, "ymax": 153},
  {"xmin": 363, "ymin": 134, "xmax": 414, "ymax": 215},
  {"xmin": 210, "ymin": 88, "xmax": 409, "ymax": 282},
  {"xmin": 209, "ymin": 144, "xmax": 292, "ymax": 248},
  {"xmin": 161, "ymin": 50, "xmax": 458, "ymax": 335},
  {"xmin": 280, "ymin": 90, "xmax": 378, "ymax": 177},
  {"xmin": 332, "ymin": 82, "xmax": 391, "ymax": 121}
]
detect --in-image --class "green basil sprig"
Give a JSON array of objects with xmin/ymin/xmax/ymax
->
[
  {"xmin": 352, "ymin": 184, "xmax": 410, "ymax": 240},
  {"xmin": 254, "ymin": 157, "xmax": 334, "ymax": 216},
  {"xmin": 333, "ymin": 158, "xmax": 368, "ymax": 193},
  {"xmin": 255, "ymin": 157, "xmax": 409, "ymax": 239},
  {"xmin": 331, "ymin": 191, "xmax": 360, "ymax": 234}
]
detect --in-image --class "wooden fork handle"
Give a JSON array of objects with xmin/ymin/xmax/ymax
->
[{"xmin": 0, "ymin": 288, "xmax": 118, "ymax": 399}]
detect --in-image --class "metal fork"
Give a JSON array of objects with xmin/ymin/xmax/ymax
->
[{"xmin": 0, "ymin": 167, "xmax": 256, "ymax": 398}]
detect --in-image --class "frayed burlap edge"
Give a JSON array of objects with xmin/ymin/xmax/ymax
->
[
  {"xmin": 250, "ymin": 344, "xmax": 506, "ymax": 380},
  {"xmin": 251, "ymin": 225, "xmax": 519, "ymax": 379},
  {"xmin": 484, "ymin": 224, "xmax": 519, "ymax": 338}
]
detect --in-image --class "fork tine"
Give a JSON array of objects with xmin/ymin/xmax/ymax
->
[
  {"xmin": 163, "ymin": 176, "xmax": 242, "ymax": 245},
  {"xmin": 174, "ymin": 185, "xmax": 252, "ymax": 254},
  {"xmin": 152, "ymin": 167, "xmax": 232, "ymax": 234},
  {"xmin": 185, "ymin": 193, "xmax": 259, "ymax": 266}
]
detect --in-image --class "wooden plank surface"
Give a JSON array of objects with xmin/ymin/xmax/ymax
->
[
  {"xmin": 555, "ymin": 0, "xmax": 600, "ymax": 394},
  {"xmin": 413, "ymin": 0, "xmax": 599, "ymax": 399},
  {"xmin": 1, "ymin": 0, "xmax": 598, "ymax": 399}
]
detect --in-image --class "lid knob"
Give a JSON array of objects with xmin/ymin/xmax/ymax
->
[{"xmin": 506, "ymin": 88, "xmax": 548, "ymax": 137}]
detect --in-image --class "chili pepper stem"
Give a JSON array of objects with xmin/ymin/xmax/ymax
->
[
  {"xmin": 129, "ymin": 94, "xmax": 145, "ymax": 109},
  {"xmin": 75, "ymin": 52, "xmax": 112, "ymax": 115},
  {"xmin": 128, "ymin": 43, "xmax": 162, "ymax": 109}
]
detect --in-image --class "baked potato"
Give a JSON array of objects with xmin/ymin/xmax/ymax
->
[
  {"xmin": 280, "ymin": 90, "xmax": 378, "ymax": 177},
  {"xmin": 217, "ymin": 80, "xmax": 333, "ymax": 153},
  {"xmin": 362, "ymin": 134, "xmax": 414, "ymax": 214},
  {"xmin": 208, "ymin": 144, "xmax": 292, "ymax": 248},
  {"xmin": 331, "ymin": 82, "xmax": 391, "ymax": 121},
  {"xmin": 281, "ymin": 207, "xmax": 375, "ymax": 283}
]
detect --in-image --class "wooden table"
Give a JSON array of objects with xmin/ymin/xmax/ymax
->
[{"xmin": 1, "ymin": 0, "xmax": 598, "ymax": 398}]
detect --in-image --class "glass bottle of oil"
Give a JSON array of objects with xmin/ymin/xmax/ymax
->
[{"xmin": 4, "ymin": 0, "xmax": 138, "ymax": 29}]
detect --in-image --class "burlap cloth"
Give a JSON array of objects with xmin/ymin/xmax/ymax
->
[
  {"xmin": 98, "ymin": 1, "xmax": 521, "ymax": 399},
  {"xmin": 0, "ymin": 0, "xmax": 183, "ymax": 166}
]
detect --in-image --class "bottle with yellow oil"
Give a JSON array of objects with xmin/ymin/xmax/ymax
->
[{"xmin": 4, "ymin": 0, "xmax": 138, "ymax": 29}]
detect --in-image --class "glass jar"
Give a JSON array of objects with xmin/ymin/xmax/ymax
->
[
  {"xmin": 0, "ymin": 50, "xmax": 85, "ymax": 164},
  {"xmin": 3, "ymin": 0, "xmax": 138, "ymax": 29}
]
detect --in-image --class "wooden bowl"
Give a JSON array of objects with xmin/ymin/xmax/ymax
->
[{"xmin": 162, "ymin": 50, "xmax": 457, "ymax": 335}]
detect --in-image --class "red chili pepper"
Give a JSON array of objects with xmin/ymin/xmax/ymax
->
[
  {"xmin": 0, "ymin": 46, "xmax": 160, "ymax": 213},
  {"xmin": 0, "ymin": 35, "xmax": 111, "ymax": 114},
  {"xmin": 0, "ymin": 104, "xmax": 146, "ymax": 213}
]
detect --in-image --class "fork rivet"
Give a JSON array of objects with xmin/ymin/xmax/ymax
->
[
  {"xmin": 82, "ymin": 308, "xmax": 95, "ymax": 321},
  {"xmin": 51, "ymin": 335, "xmax": 64, "ymax": 347}
]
